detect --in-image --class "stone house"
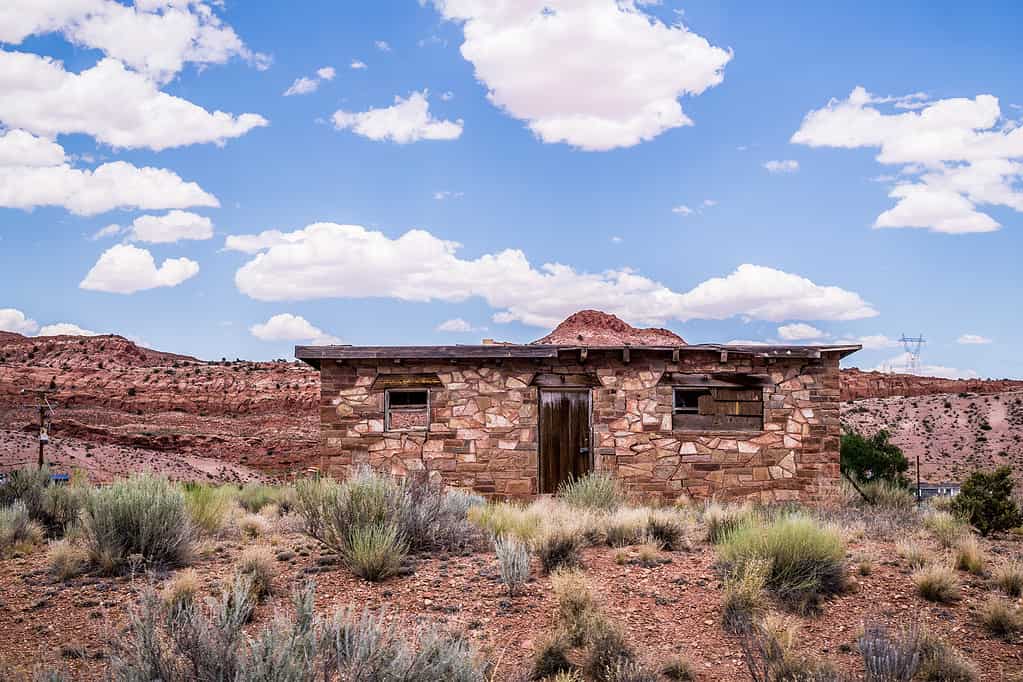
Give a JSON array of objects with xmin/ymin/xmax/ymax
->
[{"xmin": 296, "ymin": 317, "xmax": 858, "ymax": 503}]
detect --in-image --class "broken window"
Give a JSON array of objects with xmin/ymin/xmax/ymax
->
[
  {"xmin": 672, "ymin": 385, "xmax": 763, "ymax": 432},
  {"xmin": 385, "ymin": 389, "xmax": 430, "ymax": 431}
]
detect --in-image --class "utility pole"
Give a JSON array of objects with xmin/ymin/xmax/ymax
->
[{"xmin": 21, "ymin": 388, "xmax": 56, "ymax": 469}]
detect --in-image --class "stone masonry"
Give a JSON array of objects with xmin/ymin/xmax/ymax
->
[{"xmin": 315, "ymin": 348, "xmax": 844, "ymax": 503}]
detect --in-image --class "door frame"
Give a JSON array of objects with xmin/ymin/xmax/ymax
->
[{"xmin": 537, "ymin": 387, "xmax": 593, "ymax": 495}]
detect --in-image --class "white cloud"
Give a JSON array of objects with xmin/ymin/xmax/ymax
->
[
  {"xmin": 852, "ymin": 334, "xmax": 899, "ymax": 350},
  {"xmin": 763, "ymin": 159, "xmax": 799, "ymax": 174},
  {"xmin": 375, "ymin": 40, "xmax": 391, "ymax": 52},
  {"xmin": 250, "ymin": 313, "xmax": 340, "ymax": 344},
  {"xmin": 436, "ymin": 318, "xmax": 476, "ymax": 333},
  {"xmin": 702, "ymin": 199, "xmax": 717, "ymax": 207},
  {"xmin": 0, "ymin": 308, "xmax": 38, "ymax": 335},
  {"xmin": 38, "ymin": 322, "xmax": 99, "ymax": 337},
  {"xmin": 332, "ymin": 91, "xmax": 463, "ymax": 143},
  {"xmin": 672, "ymin": 205, "xmax": 694, "ymax": 215},
  {"xmin": 0, "ymin": 132, "xmax": 218, "ymax": 215},
  {"xmin": 0, "ymin": 51, "xmax": 268, "ymax": 151},
  {"xmin": 434, "ymin": 190, "xmax": 464, "ymax": 200},
  {"xmin": 350, "ymin": 60, "xmax": 367, "ymax": 70},
  {"xmin": 610, "ymin": 236, "xmax": 623, "ymax": 244},
  {"xmin": 128, "ymin": 210, "xmax": 214, "ymax": 243},
  {"xmin": 872, "ymin": 352, "xmax": 978, "ymax": 379},
  {"xmin": 957, "ymin": 333, "xmax": 992, "ymax": 345},
  {"xmin": 283, "ymin": 76, "xmax": 318, "ymax": 96},
  {"xmin": 440, "ymin": 91, "xmax": 454, "ymax": 101},
  {"xmin": 316, "ymin": 66, "xmax": 336, "ymax": 80},
  {"xmin": 792, "ymin": 86, "xmax": 1023, "ymax": 234},
  {"xmin": 0, "ymin": 128, "xmax": 65, "ymax": 166},
  {"xmin": 431, "ymin": 0, "xmax": 730, "ymax": 151},
  {"xmin": 777, "ymin": 323, "xmax": 825, "ymax": 340},
  {"xmin": 91, "ymin": 224, "xmax": 123, "ymax": 240},
  {"xmin": 0, "ymin": 0, "xmax": 266, "ymax": 83},
  {"xmin": 230, "ymin": 223, "xmax": 877, "ymax": 328},
  {"xmin": 80, "ymin": 244, "xmax": 199, "ymax": 294}
]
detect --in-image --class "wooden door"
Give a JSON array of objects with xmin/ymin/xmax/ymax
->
[{"xmin": 539, "ymin": 389, "xmax": 591, "ymax": 494}]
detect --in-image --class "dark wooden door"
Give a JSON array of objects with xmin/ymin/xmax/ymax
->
[{"xmin": 539, "ymin": 389, "xmax": 591, "ymax": 494}]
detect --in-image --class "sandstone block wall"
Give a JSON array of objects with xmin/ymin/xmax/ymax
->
[{"xmin": 316, "ymin": 349, "xmax": 842, "ymax": 503}]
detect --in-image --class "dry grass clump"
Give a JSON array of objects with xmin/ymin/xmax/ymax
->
[
  {"xmin": 913, "ymin": 563, "xmax": 960, "ymax": 603},
  {"xmin": 236, "ymin": 545, "xmax": 276, "ymax": 600},
  {"xmin": 468, "ymin": 502, "xmax": 542, "ymax": 542},
  {"xmin": 739, "ymin": 612, "xmax": 835, "ymax": 681},
  {"xmin": 0, "ymin": 500, "xmax": 45, "ymax": 555},
  {"xmin": 551, "ymin": 569, "xmax": 604, "ymax": 646},
  {"xmin": 917, "ymin": 632, "xmax": 977, "ymax": 682},
  {"xmin": 660, "ymin": 655, "xmax": 695, "ymax": 681},
  {"xmin": 634, "ymin": 541, "xmax": 663, "ymax": 568},
  {"xmin": 718, "ymin": 513, "xmax": 846, "ymax": 612},
  {"xmin": 924, "ymin": 511, "xmax": 967, "ymax": 549},
  {"xmin": 604, "ymin": 508, "xmax": 649, "ymax": 547},
  {"xmin": 494, "ymin": 534, "xmax": 530, "ymax": 596},
  {"xmin": 558, "ymin": 472, "xmax": 622, "ymax": 512},
  {"xmin": 582, "ymin": 624, "xmax": 637, "ymax": 682},
  {"xmin": 992, "ymin": 558, "xmax": 1023, "ymax": 597},
  {"xmin": 858, "ymin": 622, "xmax": 922, "ymax": 682},
  {"xmin": 645, "ymin": 509, "xmax": 690, "ymax": 551},
  {"xmin": 721, "ymin": 557, "xmax": 768, "ymax": 633},
  {"xmin": 896, "ymin": 539, "xmax": 931, "ymax": 569},
  {"xmin": 47, "ymin": 539, "xmax": 89, "ymax": 580},
  {"xmin": 953, "ymin": 535, "xmax": 986, "ymax": 575},
  {"xmin": 161, "ymin": 568, "xmax": 201, "ymax": 612},
  {"xmin": 856, "ymin": 555, "xmax": 873, "ymax": 576},
  {"xmin": 535, "ymin": 525, "xmax": 584, "ymax": 574},
  {"xmin": 236, "ymin": 483, "xmax": 279, "ymax": 514},
  {"xmin": 237, "ymin": 513, "xmax": 270, "ymax": 539},
  {"xmin": 702, "ymin": 500, "xmax": 756, "ymax": 544},
  {"xmin": 342, "ymin": 522, "xmax": 407, "ymax": 582},
  {"xmin": 978, "ymin": 595, "xmax": 1022, "ymax": 639},
  {"xmin": 530, "ymin": 632, "xmax": 574, "ymax": 680}
]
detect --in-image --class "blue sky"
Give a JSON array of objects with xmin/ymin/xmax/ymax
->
[{"xmin": 1, "ymin": 1, "xmax": 1020, "ymax": 379}]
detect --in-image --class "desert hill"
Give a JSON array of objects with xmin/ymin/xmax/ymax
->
[{"xmin": 1, "ymin": 312, "xmax": 1020, "ymax": 484}]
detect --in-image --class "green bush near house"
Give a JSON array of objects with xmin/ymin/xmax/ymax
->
[
  {"xmin": 950, "ymin": 467, "xmax": 1022, "ymax": 536},
  {"xmin": 840, "ymin": 430, "xmax": 909, "ymax": 486}
]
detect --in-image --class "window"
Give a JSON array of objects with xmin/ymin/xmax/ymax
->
[
  {"xmin": 385, "ymin": 389, "xmax": 429, "ymax": 431},
  {"xmin": 671, "ymin": 385, "xmax": 763, "ymax": 432}
]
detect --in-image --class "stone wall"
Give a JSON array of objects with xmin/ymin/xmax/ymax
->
[{"xmin": 316, "ymin": 349, "xmax": 842, "ymax": 503}]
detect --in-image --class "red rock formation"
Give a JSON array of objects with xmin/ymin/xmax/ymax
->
[
  {"xmin": 840, "ymin": 367, "xmax": 1023, "ymax": 401},
  {"xmin": 533, "ymin": 310, "xmax": 686, "ymax": 346}
]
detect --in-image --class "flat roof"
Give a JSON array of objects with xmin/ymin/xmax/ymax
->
[{"xmin": 295, "ymin": 342, "xmax": 861, "ymax": 367}]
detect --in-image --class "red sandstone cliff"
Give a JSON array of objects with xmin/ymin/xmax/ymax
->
[{"xmin": 839, "ymin": 367, "xmax": 1023, "ymax": 401}]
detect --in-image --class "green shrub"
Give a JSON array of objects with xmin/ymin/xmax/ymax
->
[
  {"xmin": 841, "ymin": 429, "xmax": 909, "ymax": 485},
  {"xmin": 343, "ymin": 523, "xmax": 407, "ymax": 582},
  {"xmin": 535, "ymin": 525, "xmax": 583, "ymax": 574},
  {"xmin": 859, "ymin": 479, "xmax": 917, "ymax": 510},
  {"xmin": 0, "ymin": 465, "xmax": 51, "ymax": 519},
  {"xmin": 721, "ymin": 558, "xmax": 768, "ymax": 634},
  {"xmin": 236, "ymin": 483, "xmax": 278, "ymax": 514},
  {"xmin": 183, "ymin": 485, "xmax": 234, "ymax": 534},
  {"xmin": 558, "ymin": 472, "xmax": 622, "ymax": 511},
  {"xmin": 82, "ymin": 474, "xmax": 195, "ymax": 573},
  {"xmin": 467, "ymin": 502, "xmax": 542, "ymax": 542},
  {"xmin": 950, "ymin": 467, "xmax": 1023, "ymax": 536},
  {"xmin": 992, "ymin": 559, "xmax": 1023, "ymax": 597},
  {"xmin": 0, "ymin": 500, "xmax": 44, "ymax": 554},
  {"xmin": 494, "ymin": 534, "xmax": 530, "ymax": 596},
  {"xmin": 913, "ymin": 563, "xmax": 960, "ymax": 603},
  {"xmin": 718, "ymin": 514, "xmax": 846, "ymax": 611}
]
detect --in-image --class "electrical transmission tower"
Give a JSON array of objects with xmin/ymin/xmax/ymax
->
[{"xmin": 899, "ymin": 334, "xmax": 925, "ymax": 374}]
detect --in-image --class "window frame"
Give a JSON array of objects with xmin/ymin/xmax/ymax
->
[
  {"xmin": 672, "ymin": 387, "xmax": 711, "ymax": 415},
  {"xmin": 384, "ymin": 387, "xmax": 431, "ymax": 432}
]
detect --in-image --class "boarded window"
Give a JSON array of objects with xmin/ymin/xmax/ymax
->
[
  {"xmin": 386, "ymin": 389, "xmax": 429, "ymax": 431},
  {"xmin": 672, "ymin": 386, "xmax": 763, "ymax": 432}
]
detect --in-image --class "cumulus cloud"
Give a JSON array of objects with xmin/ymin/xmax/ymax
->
[
  {"xmin": 777, "ymin": 323, "xmax": 824, "ymax": 340},
  {"xmin": 436, "ymin": 318, "xmax": 477, "ymax": 333},
  {"xmin": 0, "ymin": 308, "xmax": 39, "ymax": 335},
  {"xmin": 126, "ymin": 210, "xmax": 214, "ymax": 243},
  {"xmin": 250, "ymin": 313, "xmax": 340, "ymax": 344},
  {"xmin": 332, "ymin": 91, "xmax": 463, "ymax": 143},
  {"xmin": 672, "ymin": 205, "xmax": 694, "ymax": 215},
  {"xmin": 229, "ymin": 223, "xmax": 877, "ymax": 328},
  {"xmin": 850, "ymin": 334, "xmax": 899, "ymax": 350},
  {"xmin": 0, "ymin": 0, "xmax": 267, "ymax": 83},
  {"xmin": 0, "ymin": 51, "xmax": 267, "ymax": 151},
  {"xmin": 434, "ymin": 190, "xmax": 464, "ymax": 200},
  {"xmin": 957, "ymin": 333, "xmax": 992, "ymax": 345},
  {"xmin": 0, "ymin": 131, "xmax": 218, "ymax": 215},
  {"xmin": 38, "ymin": 322, "xmax": 99, "ymax": 337},
  {"xmin": 80, "ymin": 244, "xmax": 199, "ymax": 294},
  {"xmin": 764, "ymin": 159, "xmax": 799, "ymax": 174},
  {"xmin": 350, "ymin": 60, "xmax": 367, "ymax": 70},
  {"xmin": 283, "ymin": 76, "xmax": 318, "ymax": 96},
  {"xmin": 375, "ymin": 40, "xmax": 391, "ymax": 52},
  {"xmin": 792, "ymin": 86, "xmax": 1023, "ymax": 233},
  {"xmin": 430, "ymin": 0, "xmax": 730, "ymax": 150},
  {"xmin": 316, "ymin": 66, "xmax": 336, "ymax": 80}
]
